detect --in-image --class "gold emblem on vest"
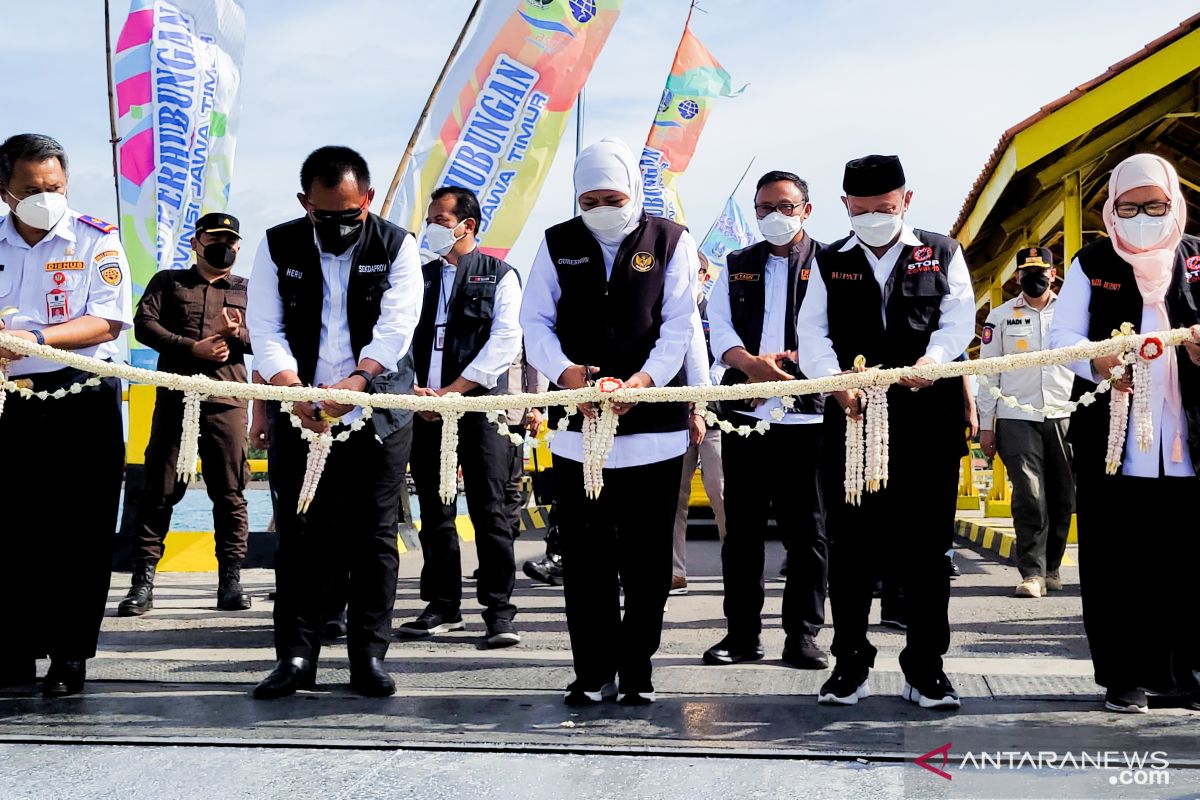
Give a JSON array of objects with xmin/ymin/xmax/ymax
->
[{"xmin": 631, "ymin": 251, "xmax": 655, "ymax": 272}]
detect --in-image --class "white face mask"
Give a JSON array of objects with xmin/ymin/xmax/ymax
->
[
  {"xmin": 850, "ymin": 211, "xmax": 904, "ymax": 247},
  {"xmin": 757, "ymin": 211, "xmax": 805, "ymax": 247},
  {"xmin": 1114, "ymin": 214, "xmax": 1173, "ymax": 252},
  {"xmin": 8, "ymin": 190, "xmax": 68, "ymax": 231},
  {"xmin": 426, "ymin": 220, "xmax": 466, "ymax": 256},
  {"xmin": 581, "ymin": 203, "xmax": 635, "ymax": 240}
]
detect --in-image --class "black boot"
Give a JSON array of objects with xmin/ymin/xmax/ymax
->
[
  {"xmin": 117, "ymin": 561, "xmax": 156, "ymax": 617},
  {"xmin": 217, "ymin": 562, "xmax": 252, "ymax": 611}
]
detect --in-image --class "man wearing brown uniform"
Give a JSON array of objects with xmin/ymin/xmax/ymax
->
[{"xmin": 119, "ymin": 213, "xmax": 253, "ymax": 615}]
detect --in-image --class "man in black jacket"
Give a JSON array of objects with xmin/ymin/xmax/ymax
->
[
  {"xmin": 397, "ymin": 186, "xmax": 525, "ymax": 648},
  {"xmin": 246, "ymin": 146, "xmax": 422, "ymax": 699},
  {"xmin": 703, "ymin": 171, "xmax": 828, "ymax": 670}
]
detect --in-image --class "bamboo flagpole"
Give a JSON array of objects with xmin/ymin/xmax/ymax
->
[
  {"xmin": 103, "ymin": 0, "xmax": 123, "ymax": 223},
  {"xmin": 380, "ymin": 0, "xmax": 484, "ymax": 219}
]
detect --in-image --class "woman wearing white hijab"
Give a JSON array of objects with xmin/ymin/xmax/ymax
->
[
  {"xmin": 520, "ymin": 138, "xmax": 701, "ymax": 706},
  {"xmin": 1051, "ymin": 153, "xmax": 1200, "ymax": 714}
]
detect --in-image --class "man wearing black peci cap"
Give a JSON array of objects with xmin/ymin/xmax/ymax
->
[
  {"xmin": 977, "ymin": 246, "xmax": 1075, "ymax": 600},
  {"xmin": 795, "ymin": 155, "xmax": 975, "ymax": 710},
  {"xmin": 121, "ymin": 212, "xmax": 254, "ymax": 617}
]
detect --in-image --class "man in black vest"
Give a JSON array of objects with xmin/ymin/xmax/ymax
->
[
  {"xmin": 796, "ymin": 155, "xmax": 975, "ymax": 710},
  {"xmin": 397, "ymin": 186, "xmax": 524, "ymax": 648},
  {"xmin": 246, "ymin": 146, "xmax": 422, "ymax": 699},
  {"xmin": 520, "ymin": 138, "xmax": 697, "ymax": 706},
  {"xmin": 704, "ymin": 171, "xmax": 828, "ymax": 670}
]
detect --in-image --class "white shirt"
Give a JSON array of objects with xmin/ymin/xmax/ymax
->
[
  {"xmin": 425, "ymin": 257, "xmax": 522, "ymax": 391},
  {"xmin": 1049, "ymin": 258, "xmax": 1195, "ymax": 478},
  {"xmin": 976, "ymin": 292, "xmax": 1075, "ymax": 429},
  {"xmin": 795, "ymin": 225, "xmax": 975, "ymax": 378},
  {"xmin": 247, "ymin": 225, "xmax": 423, "ymax": 421},
  {"xmin": 0, "ymin": 210, "xmax": 132, "ymax": 376},
  {"xmin": 708, "ymin": 253, "xmax": 821, "ymax": 425},
  {"xmin": 520, "ymin": 230, "xmax": 699, "ymax": 468}
]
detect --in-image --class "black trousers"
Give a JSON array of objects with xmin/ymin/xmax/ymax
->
[
  {"xmin": 410, "ymin": 413, "xmax": 521, "ymax": 624},
  {"xmin": 720, "ymin": 422, "xmax": 827, "ymax": 642},
  {"xmin": 268, "ymin": 408, "xmax": 410, "ymax": 661},
  {"xmin": 996, "ymin": 418, "xmax": 1075, "ymax": 579},
  {"xmin": 1077, "ymin": 472, "xmax": 1199, "ymax": 693},
  {"xmin": 133, "ymin": 395, "xmax": 250, "ymax": 565},
  {"xmin": 555, "ymin": 455, "xmax": 684, "ymax": 692},
  {"xmin": 0, "ymin": 372, "xmax": 123, "ymax": 662},
  {"xmin": 823, "ymin": 412, "xmax": 961, "ymax": 682}
]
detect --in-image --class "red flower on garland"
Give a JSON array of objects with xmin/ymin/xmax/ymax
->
[
  {"xmin": 597, "ymin": 377, "xmax": 624, "ymax": 393},
  {"xmin": 1138, "ymin": 337, "xmax": 1164, "ymax": 361}
]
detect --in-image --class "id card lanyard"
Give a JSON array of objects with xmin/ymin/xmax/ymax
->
[{"xmin": 435, "ymin": 269, "xmax": 451, "ymax": 351}]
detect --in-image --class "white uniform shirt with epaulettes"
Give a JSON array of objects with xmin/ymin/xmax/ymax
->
[
  {"xmin": 0, "ymin": 210, "xmax": 133, "ymax": 377},
  {"xmin": 975, "ymin": 291, "xmax": 1075, "ymax": 429}
]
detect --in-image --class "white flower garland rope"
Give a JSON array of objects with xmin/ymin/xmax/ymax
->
[
  {"xmin": 2, "ymin": 326, "xmax": 1198, "ymax": 505},
  {"xmin": 280, "ymin": 401, "xmax": 374, "ymax": 514},
  {"xmin": 175, "ymin": 391, "xmax": 204, "ymax": 484}
]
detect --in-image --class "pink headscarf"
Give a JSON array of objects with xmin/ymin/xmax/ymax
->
[{"xmin": 1103, "ymin": 153, "xmax": 1189, "ymax": 462}]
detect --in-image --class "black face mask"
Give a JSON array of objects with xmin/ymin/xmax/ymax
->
[
  {"xmin": 312, "ymin": 208, "xmax": 364, "ymax": 256},
  {"xmin": 1019, "ymin": 269, "xmax": 1050, "ymax": 298},
  {"xmin": 201, "ymin": 242, "xmax": 237, "ymax": 270}
]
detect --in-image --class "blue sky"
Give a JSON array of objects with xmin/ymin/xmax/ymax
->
[{"xmin": 5, "ymin": 0, "xmax": 1197, "ymax": 276}]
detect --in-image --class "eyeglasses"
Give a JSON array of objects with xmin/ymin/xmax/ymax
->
[
  {"xmin": 1114, "ymin": 201, "xmax": 1171, "ymax": 219},
  {"xmin": 754, "ymin": 201, "xmax": 808, "ymax": 218}
]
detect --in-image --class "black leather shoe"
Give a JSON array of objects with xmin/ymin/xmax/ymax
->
[
  {"xmin": 781, "ymin": 635, "xmax": 829, "ymax": 670},
  {"xmin": 117, "ymin": 561, "xmax": 156, "ymax": 617},
  {"xmin": 252, "ymin": 657, "xmax": 315, "ymax": 699},
  {"xmin": 702, "ymin": 636, "xmax": 764, "ymax": 666},
  {"xmin": 217, "ymin": 563, "xmax": 252, "ymax": 611},
  {"xmin": 349, "ymin": 657, "xmax": 395, "ymax": 697},
  {"xmin": 0, "ymin": 658, "xmax": 36, "ymax": 688},
  {"xmin": 42, "ymin": 659, "xmax": 86, "ymax": 697}
]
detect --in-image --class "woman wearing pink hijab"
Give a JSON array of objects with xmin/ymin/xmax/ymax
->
[{"xmin": 1051, "ymin": 153, "xmax": 1200, "ymax": 714}]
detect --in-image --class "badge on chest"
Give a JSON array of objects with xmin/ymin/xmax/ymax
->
[{"xmin": 46, "ymin": 287, "xmax": 70, "ymax": 323}]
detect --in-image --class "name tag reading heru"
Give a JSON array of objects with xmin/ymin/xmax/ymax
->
[
  {"xmin": 468, "ymin": 275, "xmax": 496, "ymax": 284},
  {"xmin": 357, "ymin": 263, "xmax": 389, "ymax": 274}
]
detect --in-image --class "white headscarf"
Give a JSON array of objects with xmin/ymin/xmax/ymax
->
[{"xmin": 573, "ymin": 137, "xmax": 644, "ymax": 244}]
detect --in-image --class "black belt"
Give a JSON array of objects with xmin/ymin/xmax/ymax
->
[{"xmin": 9, "ymin": 365, "xmax": 112, "ymax": 393}]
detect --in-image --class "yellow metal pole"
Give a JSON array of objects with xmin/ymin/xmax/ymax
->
[
  {"xmin": 1063, "ymin": 171, "xmax": 1082, "ymax": 270},
  {"xmin": 984, "ymin": 270, "xmax": 1012, "ymax": 517}
]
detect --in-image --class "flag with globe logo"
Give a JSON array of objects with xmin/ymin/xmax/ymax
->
[
  {"xmin": 698, "ymin": 195, "xmax": 758, "ymax": 298},
  {"xmin": 639, "ymin": 22, "xmax": 745, "ymax": 225}
]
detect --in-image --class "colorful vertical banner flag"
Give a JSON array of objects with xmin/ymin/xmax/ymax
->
[
  {"xmin": 640, "ymin": 24, "xmax": 744, "ymax": 225},
  {"xmin": 115, "ymin": 0, "xmax": 246, "ymax": 313},
  {"xmin": 390, "ymin": 0, "xmax": 623, "ymax": 259},
  {"xmin": 698, "ymin": 195, "xmax": 757, "ymax": 298}
]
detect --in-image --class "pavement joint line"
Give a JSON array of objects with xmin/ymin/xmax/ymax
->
[{"xmin": 5, "ymin": 734, "xmax": 1199, "ymax": 768}]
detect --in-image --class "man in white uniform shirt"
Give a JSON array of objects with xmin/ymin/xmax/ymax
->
[
  {"xmin": 247, "ymin": 146, "xmax": 421, "ymax": 699},
  {"xmin": 0, "ymin": 134, "xmax": 132, "ymax": 697},
  {"xmin": 977, "ymin": 246, "xmax": 1075, "ymax": 599}
]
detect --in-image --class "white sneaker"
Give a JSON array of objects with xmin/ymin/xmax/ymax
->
[
  {"xmin": 817, "ymin": 670, "xmax": 871, "ymax": 706},
  {"xmin": 564, "ymin": 681, "xmax": 617, "ymax": 706},
  {"xmin": 617, "ymin": 690, "xmax": 657, "ymax": 705},
  {"xmin": 1044, "ymin": 570, "xmax": 1063, "ymax": 592},
  {"xmin": 1014, "ymin": 577, "xmax": 1044, "ymax": 598},
  {"xmin": 903, "ymin": 677, "xmax": 962, "ymax": 710}
]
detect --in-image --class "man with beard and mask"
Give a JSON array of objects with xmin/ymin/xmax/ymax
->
[
  {"xmin": 119, "ymin": 213, "xmax": 254, "ymax": 617},
  {"xmin": 247, "ymin": 146, "xmax": 421, "ymax": 699},
  {"xmin": 976, "ymin": 246, "xmax": 1075, "ymax": 600},
  {"xmin": 521, "ymin": 138, "xmax": 698, "ymax": 706},
  {"xmin": 0, "ymin": 133, "xmax": 132, "ymax": 697},
  {"xmin": 795, "ymin": 155, "xmax": 974, "ymax": 710},
  {"xmin": 398, "ymin": 186, "xmax": 524, "ymax": 648},
  {"xmin": 703, "ymin": 171, "xmax": 828, "ymax": 670}
]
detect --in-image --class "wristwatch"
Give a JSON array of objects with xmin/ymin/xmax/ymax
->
[
  {"xmin": 349, "ymin": 369, "xmax": 373, "ymax": 385},
  {"xmin": 30, "ymin": 329, "xmax": 45, "ymax": 346}
]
